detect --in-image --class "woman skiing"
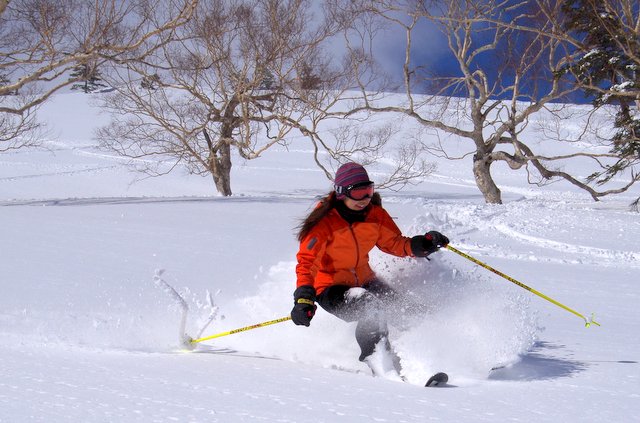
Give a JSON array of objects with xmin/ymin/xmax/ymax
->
[{"xmin": 290, "ymin": 162, "xmax": 449, "ymax": 378}]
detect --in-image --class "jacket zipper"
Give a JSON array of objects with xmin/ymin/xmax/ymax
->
[{"xmin": 348, "ymin": 224, "xmax": 361, "ymax": 286}]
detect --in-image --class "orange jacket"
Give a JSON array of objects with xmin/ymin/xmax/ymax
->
[{"xmin": 296, "ymin": 204, "xmax": 414, "ymax": 295}]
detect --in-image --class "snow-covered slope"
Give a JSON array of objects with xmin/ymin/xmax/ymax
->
[{"xmin": 1, "ymin": 92, "xmax": 638, "ymax": 422}]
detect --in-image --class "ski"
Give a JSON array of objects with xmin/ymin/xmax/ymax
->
[{"xmin": 425, "ymin": 372, "xmax": 449, "ymax": 387}]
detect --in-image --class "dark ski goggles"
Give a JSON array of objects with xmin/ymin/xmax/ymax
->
[{"xmin": 337, "ymin": 181, "xmax": 375, "ymax": 200}]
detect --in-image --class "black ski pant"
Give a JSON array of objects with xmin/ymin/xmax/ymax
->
[{"xmin": 316, "ymin": 279, "xmax": 397, "ymax": 361}]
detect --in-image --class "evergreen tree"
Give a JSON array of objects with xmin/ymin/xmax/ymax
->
[
  {"xmin": 561, "ymin": 0, "xmax": 639, "ymax": 192},
  {"xmin": 258, "ymin": 69, "xmax": 275, "ymax": 90},
  {"xmin": 298, "ymin": 62, "xmax": 322, "ymax": 90},
  {"xmin": 140, "ymin": 74, "xmax": 161, "ymax": 90},
  {"xmin": 70, "ymin": 63, "xmax": 108, "ymax": 93}
]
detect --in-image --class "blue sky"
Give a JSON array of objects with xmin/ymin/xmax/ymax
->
[{"xmin": 369, "ymin": 8, "xmax": 589, "ymax": 104}]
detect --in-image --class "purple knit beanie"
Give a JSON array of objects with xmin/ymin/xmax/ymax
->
[{"xmin": 334, "ymin": 162, "xmax": 371, "ymax": 199}]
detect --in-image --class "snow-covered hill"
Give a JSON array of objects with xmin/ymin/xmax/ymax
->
[{"xmin": 1, "ymin": 92, "xmax": 638, "ymax": 422}]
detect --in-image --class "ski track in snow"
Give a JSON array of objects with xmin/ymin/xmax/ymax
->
[
  {"xmin": 0, "ymin": 194, "xmax": 316, "ymax": 207},
  {"xmin": 0, "ymin": 165, "xmax": 119, "ymax": 181},
  {"xmin": 493, "ymin": 223, "xmax": 640, "ymax": 267},
  {"xmin": 414, "ymin": 199, "xmax": 640, "ymax": 270}
]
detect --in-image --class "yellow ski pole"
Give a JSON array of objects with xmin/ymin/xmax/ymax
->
[
  {"xmin": 187, "ymin": 316, "xmax": 292, "ymax": 345},
  {"xmin": 445, "ymin": 245, "xmax": 600, "ymax": 327}
]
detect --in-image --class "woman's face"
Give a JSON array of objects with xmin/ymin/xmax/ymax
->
[{"xmin": 343, "ymin": 196, "xmax": 371, "ymax": 211}]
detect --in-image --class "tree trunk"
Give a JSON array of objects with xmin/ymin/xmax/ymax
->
[
  {"xmin": 212, "ymin": 165, "xmax": 232, "ymax": 196},
  {"xmin": 473, "ymin": 153, "xmax": 502, "ymax": 204},
  {"xmin": 209, "ymin": 142, "xmax": 233, "ymax": 196},
  {"xmin": 204, "ymin": 128, "xmax": 233, "ymax": 196}
]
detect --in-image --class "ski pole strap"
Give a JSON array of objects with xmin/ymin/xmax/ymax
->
[
  {"xmin": 445, "ymin": 245, "xmax": 600, "ymax": 328},
  {"xmin": 189, "ymin": 316, "xmax": 293, "ymax": 344}
]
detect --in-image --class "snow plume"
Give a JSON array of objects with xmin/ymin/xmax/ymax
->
[
  {"xmin": 206, "ymin": 262, "xmax": 364, "ymax": 372},
  {"xmin": 200, "ymin": 250, "xmax": 539, "ymax": 383},
  {"xmin": 384, "ymin": 254, "xmax": 539, "ymax": 383},
  {"xmin": 374, "ymin": 208, "xmax": 540, "ymax": 382}
]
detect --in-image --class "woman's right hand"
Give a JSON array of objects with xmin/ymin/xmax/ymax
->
[
  {"xmin": 291, "ymin": 300, "xmax": 316, "ymax": 326},
  {"xmin": 291, "ymin": 285, "xmax": 317, "ymax": 326}
]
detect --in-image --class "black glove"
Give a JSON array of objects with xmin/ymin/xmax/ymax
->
[
  {"xmin": 291, "ymin": 285, "xmax": 317, "ymax": 327},
  {"xmin": 410, "ymin": 231, "xmax": 450, "ymax": 257}
]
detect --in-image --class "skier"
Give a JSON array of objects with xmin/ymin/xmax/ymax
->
[{"xmin": 290, "ymin": 162, "xmax": 449, "ymax": 379}]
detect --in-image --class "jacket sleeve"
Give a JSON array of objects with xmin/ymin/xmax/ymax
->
[
  {"xmin": 295, "ymin": 224, "xmax": 329, "ymax": 289},
  {"xmin": 375, "ymin": 207, "xmax": 413, "ymax": 257}
]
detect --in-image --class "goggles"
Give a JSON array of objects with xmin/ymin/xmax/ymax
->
[{"xmin": 336, "ymin": 181, "xmax": 375, "ymax": 201}]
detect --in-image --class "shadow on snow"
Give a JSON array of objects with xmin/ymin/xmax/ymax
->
[{"xmin": 489, "ymin": 341, "xmax": 588, "ymax": 382}]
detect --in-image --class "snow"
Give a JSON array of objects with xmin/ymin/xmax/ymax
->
[{"xmin": 1, "ymin": 92, "xmax": 639, "ymax": 422}]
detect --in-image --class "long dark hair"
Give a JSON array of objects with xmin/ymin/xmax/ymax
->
[{"xmin": 296, "ymin": 191, "xmax": 381, "ymax": 241}]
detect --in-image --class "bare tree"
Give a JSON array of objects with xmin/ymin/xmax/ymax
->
[
  {"xmin": 344, "ymin": 0, "xmax": 638, "ymax": 204},
  {"xmin": 97, "ymin": 0, "xmax": 434, "ymax": 196},
  {"xmin": 0, "ymin": 0, "xmax": 197, "ymax": 152}
]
